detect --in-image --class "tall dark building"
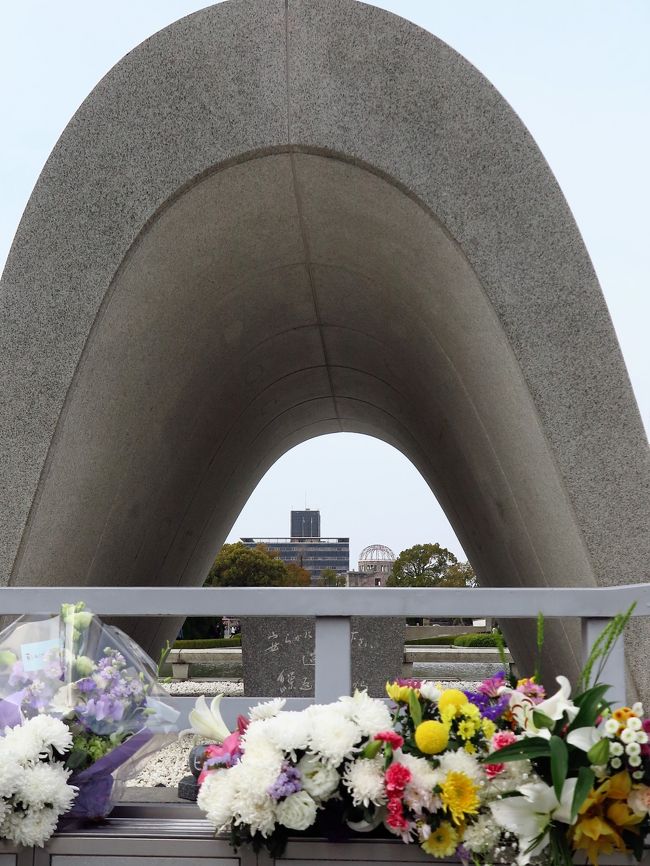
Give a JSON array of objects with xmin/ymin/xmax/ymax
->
[
  {"xmin": 241, "ymin": 509, "xmax": 348, "ymax": 583},
  {"xmin": 290, "ymin": 509, "xmax": 320, "ymax": 539}
]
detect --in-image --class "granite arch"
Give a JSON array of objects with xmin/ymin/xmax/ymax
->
[{"xmin": 1, "ymin": 0, "xmax": 648, "ymax": 694}]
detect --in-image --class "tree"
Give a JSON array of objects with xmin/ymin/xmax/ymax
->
[
  {"xmin": 283, "ymin": 561, "xmax": 312, "ymax": 587},
  {"xmin": 207, "ymin": 542, "xmax": 292, "ymax": 587},
  {"xmin": 386, "ymin": 543, "xmax": 464, "ymax": 588},
  {"xmin": 318, "ymin": 567, "xmax": 346, "ymax": 587},
  {"xmin": 444, "ymin": 560, "xmax": 477, "ymax": 588}
]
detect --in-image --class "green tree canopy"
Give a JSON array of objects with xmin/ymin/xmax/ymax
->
[
  {"xmin": 318, "ymin": 567, "xmax": 346, "ymax": 587},
  {"xmin": 206, "ymin": 542, "xmax": 309, "ymax": 587},
  {"xmin": 386, "ymin": 543, "xmax": 474, "ymax": 588}
]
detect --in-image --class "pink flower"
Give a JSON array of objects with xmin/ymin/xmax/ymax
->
[
  {"xmin": 198, "ymin": 730, "xmax": 243, "ymax": 784},
  {"xmin": 374, "ymin": 731, "xmax": 404, "ymax": 749},
  {"xmin": 491, "ymin": 730, "xmax": 517, "ymax": 751},
  {"xmin": 386, "ymin": 796, "xmax": 409, "ymax": 830},
  {"xmin": 516, "ymin": 678, "xmax": 546, "ymax": 704},
  {"xmin": 385, "ymin": 763, "xmax": 412, "ymax": 796},
  {"xmin": 485, "ymin": 762, "xmax": 506, "ymax": 778}
]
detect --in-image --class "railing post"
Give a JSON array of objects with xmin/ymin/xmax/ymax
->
[
  {"xmin": 314, "ymin": 616, "xmax": 351, "ymax": 703},
  {"xmin": 581, "ymin": 617, "xmax": 626, "ymax": 707}
]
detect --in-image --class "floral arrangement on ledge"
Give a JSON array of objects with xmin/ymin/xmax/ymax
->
[
  {"xmin": 0, "ymin": 603, "xmax": 178, "ymax": 846},
  {"xmin": 197, "ymin": 611, "xmax": 650, "ymax": 865}
]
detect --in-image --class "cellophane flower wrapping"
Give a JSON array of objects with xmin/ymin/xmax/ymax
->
[{"xmin": 0, "ymin": 603, "xmax": 179, "ymax": 821}]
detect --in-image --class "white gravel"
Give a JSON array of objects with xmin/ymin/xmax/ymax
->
[{"xmin": 162, "ymin": 680, "xmax": 244, "ymax": 696}]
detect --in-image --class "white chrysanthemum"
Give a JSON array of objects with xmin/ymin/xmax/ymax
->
[
  {"xmin": 433, "ymin": 748, "xmax": 484, "ymax": 785},
  {"xmin": 1, "ymin": 807, "xmax": 59, "ymax": 848},
  {"xmin": 632, "ymin": 702, "xmax": 644, "ymax": 717},
  {"xmin": 241, "ymin": 721, "xmax": 284, "ymax": 766},
  {"xmin": 628, "ymin": 755, "xmax": 642, "ymax": 767},
  {"xmin": 604, "ymin": 718, "xmax": 620, "ymax": 737},
  {"xmin": 610, "ymin": 742, "xmax": 624, "ymax": 756},
  {"xmin": 23, "ymin": 715, "xmax": 74, "ymax": 757},
  {"xmin": 197, "ymin": 770, "xmax": 237, "ymax": 833},
  {"xmin": 232, "ymin": 779, "xmax": 277, "ymax": 836},
  {"xmin": 626, "ymin": 717, "xmax": 642, "ymax": 732},
  {"xmin": 0, "ymin": 754, "xmax": 23, "ymax": 796},
  {"xmin": 263, "ymin": 712, "xmax": 311, "ymax": 755},
  {"xmin": 419, "ymin": 681, "xmax": 442, "ymax": 702},
  {"xmin": 463, "ymin": 812, "xmax": 501, "ymax": 853},
  {"xmin": 636, "ymin": 731, "xmax": 649, "ymax": 744},
  {"xmin": 343, "ymin": 755, "xmax": 386, "ymax": 808},
  {"xmin": 297, "ymin": 754, "xmax": 340, "ymax": 801},
  {"xmin": 306, "ymin": 706, "xmax": 361, "ymax": 766},
  {"xmin": 249, "ymin": 698, "xmax": 286, "ymax": 721},
  {"xmin": 1, "ymin": 725, "xmax": 42, "ymax": 765},
  {"xmin": 621, "ymin": 728, "xmax": 636, "ymax": 744},
  {"xmin": 626, "ymin": 742, "xmax": 641, "ymax": 757},
  {"xmin": 337, "ymin": 691, "xmax": 392, "ymax": 738},
  {"xmin": 13, "ymin": 763, "xmax": 76, "ymax": 812},
  {"xmin": 276, "ymin": 790, "xmax": 317, "ymax": 831}
]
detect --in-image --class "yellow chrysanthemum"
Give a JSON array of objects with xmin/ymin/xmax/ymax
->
[
  {"xmin": 415, "ymin": 720, "xmax": 450, "ymax": 755},
  {"xmin": 460, "ymin": 702, "xmax": 480, "ymax": 720},
  {"xmin": 464, "ymin": 741, "xmax": 477, "ymax": 755},
  {"xmin": 385, "ymin": 681, "xmax": 415, "ymax": 703},
  {"xmin": 438, "ymin": 689, "xmax": 468, "ymax": 717},
  {"xmin": 440, "ymin": 705, "xmax": 456, "ymax": 724},
  {"xmin": 482, "ymin": 718, "xmax": 497, "ymax": 739},
  {"xmin": 440, "ymin": 771, "xmax": 480, "ymax": 824},
  {"xmin": 457, "ymin": 719, "xmax": 477, "ymax": 741},
  {"xmin": 421, "ymin": 821, "xmax": 459, "ymax": 858}
]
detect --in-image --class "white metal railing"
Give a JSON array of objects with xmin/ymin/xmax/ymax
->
[{"xmin": 1, "ymin": 584, "xmax": 649, "ymax": 724}]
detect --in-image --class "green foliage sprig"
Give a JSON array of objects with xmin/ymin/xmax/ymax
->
[{"xmin": 578, "ymin": 603, "xmax": 635, "ymax": 691}]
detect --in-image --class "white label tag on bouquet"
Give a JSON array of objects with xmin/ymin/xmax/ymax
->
[{"xmin": 21, "ymin": 638, "xmax": 60, "ymax": 672}]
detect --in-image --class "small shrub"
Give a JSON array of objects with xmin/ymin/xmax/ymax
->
[
  {"xmin": 406, "ymin": 635, "xmax": 458, "ymax": 646},
  {"xmin": 453, "ymin": 633, "xmax": 503, "ymax": 648},
  {"xmin": 173, "ymin": 636, "xmax": 241, "ymax": 650}
]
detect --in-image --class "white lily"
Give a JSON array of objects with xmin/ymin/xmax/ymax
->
[
  {"xmin": 509, "ymin": 675, "xmax": 579, "ymax": 739},
  {"xmin": 489, "ymin": 778, "xmax": 577, "ymax": 866},
  {"xmin": 535, "ymin": 676, "xmax": 579, "ymax": 724},
  {"xmin": 566, "ymin": 726, "xmax": 600, "ymax": 752},
  {"xmin": 188, "ymin": 694, "xmax": 231, "ymax": 742}
]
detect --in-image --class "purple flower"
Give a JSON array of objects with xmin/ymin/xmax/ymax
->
[
  {"xmin": 267, "ymin": 763, "xmax": 302, "ymax": 800},
  {"xmin": 76, "ymin": 677, "xmax": 96, "ymax": 692},
  {"xmin": 477, "ymin": 671, "xmax": 506, "ymax": 698},
  {"xmin": 464, "ymin": 689, "xmax": 510, "ymax": 721}
]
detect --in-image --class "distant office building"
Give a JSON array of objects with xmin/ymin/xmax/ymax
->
[{"xmin": 291, "ymin": 509, "xmax": 320, "ymax": 539}]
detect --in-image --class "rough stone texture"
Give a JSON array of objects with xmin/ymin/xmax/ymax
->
[
  {"xmin": 351, "ymin": 618, "xmax": 405, "ymax": 697},
  {"xmin": 242, "ymin": 617, "xmax": 315, "ymax": 698},
  {"xmin": 0, "ymin": 1, "xmax": 648, "ymax": 698}
]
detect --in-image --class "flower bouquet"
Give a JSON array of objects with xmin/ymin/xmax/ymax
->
[
  {"xmin": 0, "ymin": 602, "xmax": 179, "ymax": 829},
  {"xmin": 197, "ymin": 612, "xmax": 650, "ymax": 865}
]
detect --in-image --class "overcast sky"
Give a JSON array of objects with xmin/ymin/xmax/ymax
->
[{"xmin": 1, "ymin": 1, "xmax": 648, "ymax": 566}]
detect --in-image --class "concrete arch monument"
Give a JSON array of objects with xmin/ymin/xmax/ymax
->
[{"xmin": 1, "ymin": 1, "xmax": 648, "ymax": 694}]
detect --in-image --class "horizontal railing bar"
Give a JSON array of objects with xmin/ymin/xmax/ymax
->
[{"xmin": 0, "ymin": 585, "xmax": 648, "ymax": 617}]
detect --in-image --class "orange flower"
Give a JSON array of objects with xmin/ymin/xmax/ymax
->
[{"xmin": 570, "ymin": 772, "xmax": 644, "ymax": 866}]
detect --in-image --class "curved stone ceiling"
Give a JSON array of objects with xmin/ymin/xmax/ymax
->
[{"xmin": 1, "ymin": 0, "xmax": 648, "ymax": 693}]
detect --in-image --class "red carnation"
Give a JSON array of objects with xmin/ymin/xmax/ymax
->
[
  {"xmin": 374, "ymin": 731, "xmax": 404, "ymax": 749},
  {"xmin": 385, "ymin": 762, "xmax": 411, "ymax": 796}
]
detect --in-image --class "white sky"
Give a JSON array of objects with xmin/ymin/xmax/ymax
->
[{"xmin": 1, "ymin": 1, "xmax": 648, "ymax": 566}]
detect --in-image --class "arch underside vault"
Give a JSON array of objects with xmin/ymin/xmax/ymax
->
[{"xmin": 1, "ymin": 1, "xmax": 648, "ymax": 695}]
